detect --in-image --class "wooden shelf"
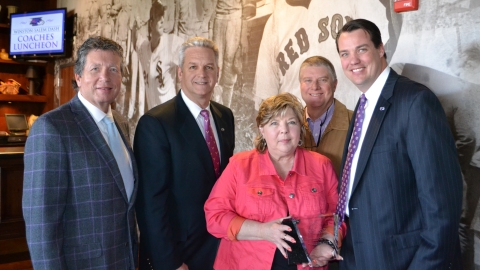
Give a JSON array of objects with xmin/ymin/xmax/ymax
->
[
  {"xmin": 0, "ymin": 94, "xmax": 47, "ymax": 103},
  {"xmin": 0, "ymin": 59, "xmax": 48, "ymax": 66}
]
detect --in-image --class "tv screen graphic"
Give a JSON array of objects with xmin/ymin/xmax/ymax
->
[{"xmin": 9, "ymin": 8, "xmax": 66, "ymax": 59}]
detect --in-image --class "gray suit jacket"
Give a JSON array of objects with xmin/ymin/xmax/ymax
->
[
  {"xmin": 23, "ymin": 95, "xmax": 138, "ymax": 270},
  {"xmin": 339, "ymin": 70, "xmax": 463, "ymax": 270}
]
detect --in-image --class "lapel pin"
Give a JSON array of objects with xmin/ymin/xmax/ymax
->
[
  {"xmin": 380, "ymin": 107, "xmax": 385, "ymax": 111},
  {"xmin": 221, "ymin": 128, "xmax": 225, "ymax": 131}
]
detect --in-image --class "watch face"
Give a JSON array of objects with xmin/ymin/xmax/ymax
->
[
  {"xmin": 285, "ymin": 0, "xmax": 311, "ymax": 8},
  {"xmin": 281, "ymin": 218, "xmax": 311, "ymax": 265}
]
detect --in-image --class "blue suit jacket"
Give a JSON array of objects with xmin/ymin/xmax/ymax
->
[
  {"xmin": 134, "ymin": 93, "xmax": 235, "ymax": 270},
  {"xmin": 23, "ymin": 95, "xmax": 138, "ymax": 270},
  {"xmin": 339, "ymin": 70, "xmax": 463, "ymax": 270}
]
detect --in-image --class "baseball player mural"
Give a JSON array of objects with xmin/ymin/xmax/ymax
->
[{"xmin": 59, "ymin": 0, "xmax": 480, "ymax": 267}]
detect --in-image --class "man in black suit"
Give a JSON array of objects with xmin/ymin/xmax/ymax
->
[
  {"xmin": 333, "ymin": 19, "xmax": 463, "ymax": 269},
  {"xmin": 134, "ymin": 36, "xmax": 235, "ymax": 270}
]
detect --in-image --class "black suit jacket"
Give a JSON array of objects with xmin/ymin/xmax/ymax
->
[
  {"xmin": 339, "ymin": 70, "xmax": 463, "ymax": 270},
  {"xmin": 134, "ymin": 93, "xmax": 235, "ymax": 270}
]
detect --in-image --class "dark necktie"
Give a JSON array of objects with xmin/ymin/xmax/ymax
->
[
  {"xmin": 200, "ymin": 110, "xmax": 221, "ymax": 178},
  {"xmin": 336, "ymin": 94, "xmax": 367, "ymax": 222}
]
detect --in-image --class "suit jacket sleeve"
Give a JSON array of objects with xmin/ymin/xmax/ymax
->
[
  {"xmin": 22, "ymin": 116, "xmax": 68, "ymax": 269},
  {"xmin": 405, "ymin": 87, "xmax": 463, "ymax": 268},
  {"xmin": 134, "ymin": 113, "xmax": 183, "ymax": 269}
]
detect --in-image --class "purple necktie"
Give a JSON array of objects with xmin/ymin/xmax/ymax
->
[
  {"xmin": 336, "ymin": 94, "xmax": 367, "ymax": 222},
  {"xmin": 200, "ymin": 110, "xmax": 221, "ymax": 178}
]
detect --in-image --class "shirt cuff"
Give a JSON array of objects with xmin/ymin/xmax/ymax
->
[{"xmin": 227, "ymin": 216, "xmax": 246, "ymax": 241}]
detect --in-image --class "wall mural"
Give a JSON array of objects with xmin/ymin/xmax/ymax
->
[{"xmin": 62, "ymin": 0, "xmax": 479, "ymax": 268}]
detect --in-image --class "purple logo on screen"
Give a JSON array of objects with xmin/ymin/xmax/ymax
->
[{"xmin": 30, "ymin": 17, "xmax": 45, "ymax": 26}]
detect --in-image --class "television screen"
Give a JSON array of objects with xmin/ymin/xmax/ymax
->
[{"xmin": 9, "ymin": 8, "xmax": 66, "ymax": 59}]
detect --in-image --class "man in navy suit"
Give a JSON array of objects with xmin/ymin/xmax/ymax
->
[
  {"xmin": 23, "ymin": 36, "xmax": 138, "ymax": 269},
  {"xmin": 134, "ymin": 36, "xmax": 235, "ymax": 270},
  {"xmin": 333, "ymin": 19, "xmax": 463, "ymax": 269}
]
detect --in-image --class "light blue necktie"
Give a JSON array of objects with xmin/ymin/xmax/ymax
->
[{"xmin": 103, "ymin": 115, "xmax": 134, "ymax": 201}]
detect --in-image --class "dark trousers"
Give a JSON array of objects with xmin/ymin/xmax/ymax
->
[
  {"xmin": 180, "ymin": 232, "xmax": 219, "ymax": 270},
  {"xmin": 460, "ymin": 165, "xmax": 480, "ymax": 270}
]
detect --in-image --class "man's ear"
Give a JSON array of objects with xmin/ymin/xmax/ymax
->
[
  {"xmin": 177, "ymin": 66, "xmax": 183, "ymax": 80},
  {"xmin": 378, "ymin": 43, "xmax": 386, "ymax": 58},
  {"xmin": 74, "ymin": 74, "xmax": 82, "ymax": 88}
]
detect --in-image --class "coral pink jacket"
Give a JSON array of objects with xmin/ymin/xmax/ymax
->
[{"xmin": 205, "ymin": 148, "xmax": 344, "ymax": 270}]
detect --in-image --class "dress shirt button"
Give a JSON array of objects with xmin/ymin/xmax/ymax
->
[
  {"xmin": 311, "ymin": 188, "xmax": 317, "ymax": 193},
  {"xmin": 289, "ymin": 173, "xmax": 292, "ymax": 176},
  {"xmin": 289, "ymin": 193, "xmax": 295, "ymax": 199},
  {"xmin": 257, "ymin": 191, "xmax": 263, "ymax": 195}
]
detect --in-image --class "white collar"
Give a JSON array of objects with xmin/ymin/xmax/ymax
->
[
  {"xmin": 364, "ymin": 67, "xmax": 390, "ymax": 107},
  {"xmin": 77, "ymin": 92, "xmax": 112, "ymax": 123},
  {"xmin": 180, "ymin": 90, "xmax": 212, "ymax": 119}
]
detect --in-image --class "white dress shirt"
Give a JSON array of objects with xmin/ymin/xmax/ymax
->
[
  {"xmin": 181, "ymin": 90, "xmax": 221, "ymax": 161},
  {"xmin": 77, "ymin": 92, "xmax": 134, "ymax": 199},
  {"xmin": 346, "ymin": 67, "xmax": 391, "ymax": 216}
]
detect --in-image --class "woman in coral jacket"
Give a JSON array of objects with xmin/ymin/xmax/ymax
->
[{"xmin": 205, "ymin": 93, "xmax": 346, "ymax": 270}]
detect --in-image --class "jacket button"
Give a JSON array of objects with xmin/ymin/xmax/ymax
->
[{"xmin": 289, "ymin": 193, "xmax": 294, "ymax": 199}]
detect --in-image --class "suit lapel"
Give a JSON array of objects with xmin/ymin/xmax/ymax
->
[
  {"xmin": 112, "ymin": 112, "xmax": 138, "ymax": 206},
  {"xmin": 70, "ymin": 96, "xmax": 130, "ymax": 202},
  {"xmin": 351, "ymin": 71, "xmax": 398, "ymax": 194},
  {"xmin": 176, "ymin": 95, "xmax": 216, "ymax": 179}
]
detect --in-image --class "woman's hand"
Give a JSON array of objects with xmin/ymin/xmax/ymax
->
[
  {"xmin": 236, "ymin": 216, "xmax": 296, "ymax": 258},
  {"xmin": 259, "ymin": 217, "xmax": 297, "ymax": 258},
  {"xmin": 303, "ymin": 233, "xmax": 343, "ymax": 268}
]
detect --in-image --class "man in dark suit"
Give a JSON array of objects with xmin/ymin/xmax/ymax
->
[
  {"xmin": 23, "ymin": 36, "xmax": 138, "ymax": 269},
  {"xmin": 134, "ymin": 36, "xmax": 235, "ymax": 270},
  {"xmin": 333, "ymin": 19, "xmax": 463, "ymax": 269}
]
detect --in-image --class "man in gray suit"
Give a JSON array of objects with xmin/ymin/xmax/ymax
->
[{"xmin": 22, "ymin": 36, "xmax": 138, "ymax": 270}]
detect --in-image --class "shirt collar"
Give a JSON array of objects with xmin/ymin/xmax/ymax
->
[
  {"xmin": 258, "ymin": 148, "xmax": 307, "ymax": 177},
  {"xmin": 77, "ymin": 92, "xmax": 112, "ymax": 123},
  {"xmin": 181, "ymin": 90, "xmax": 211, "ymax": 119},
  {"xmin": 364, "ymin": 67, "xmax": 390, "ymax": 105},
  {"xmin": 305, "ymin": 100, "xmax": 335, "ymax": 122}
]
